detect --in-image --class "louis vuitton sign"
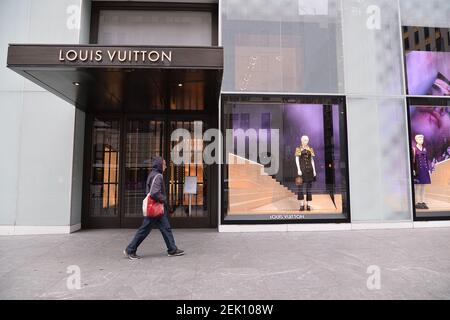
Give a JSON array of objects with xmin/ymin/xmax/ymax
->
[
  {"xmin": 7, "ymin": 44, "xmax": 223, "ymax": 70},
  {"xmin": 58, "ymin": 48, "xmax": 172, "ymax": 63}
]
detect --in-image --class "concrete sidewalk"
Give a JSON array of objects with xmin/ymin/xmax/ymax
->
[{"xmin": 1, "ymin": 228, "xmax": 450, "ymax": 300}]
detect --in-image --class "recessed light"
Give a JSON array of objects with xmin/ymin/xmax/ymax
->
[
  {"xmin": 178, "ymin": 83, "xmax": 183, "ymax": 87},
  {"xmin": 73, "ymin": 82, "xmax": 80, "ymax": 86}
]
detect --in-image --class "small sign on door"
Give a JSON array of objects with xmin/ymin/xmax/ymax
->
[{"xmin": 184, "ymin": 176, "xmax": 197, "ymax": 194}]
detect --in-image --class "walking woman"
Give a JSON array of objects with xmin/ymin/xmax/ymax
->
[{"xmin": 123, "ymin": 156, "xmax": 184, "ymax": 260}]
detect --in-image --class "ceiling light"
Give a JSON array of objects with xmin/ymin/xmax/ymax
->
[{"xmin": 73, "ymin": 82, "xmax": 80, "ymax": 86}]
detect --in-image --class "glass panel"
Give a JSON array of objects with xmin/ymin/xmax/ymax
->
[
  {"xmin": 222, "ymin": 96, "xmax": 349, "ymax": 222},
  {"xmin": 403, "ymin": 27, "xmax": 450, "ymax": 96},
  {"xmin": 341, "ymin": 0, "xmax": 405, "ymax": 95},
  {"xmin": 408, "ymin": 99, "xmax": 450, "ymax": 218},
  {"xmin": 406, "ymin": 50, "xmax": 450, "ymax": 96},
  {"xmin": 221, "ymin": 0, "xmax": 344, "ymax": 93},
  {"xmin": 123, "ymin": 120, "xmax": 165, "ymax": 218},
  {"xmin": 346, "ymin": 97, "xmax": 412, "ymax": 221},
  {"xmin": 400, "ymin": 0, "xmax": 450, "ymax": 29},
  {"xmin": 169, "ymin": 121, "xmax": 207, "ymax": 218},
  {"xmin": 89, "ymin": 119, "xmax": 120, "ymax": 217},
  {"xmin": 97, "ymin": 10, "xmax": 212, "ymax": 46}
]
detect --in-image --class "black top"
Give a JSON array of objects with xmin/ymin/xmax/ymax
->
[{"xmin": 295, "ymin": 146, "xmax": 315, "ymax": 183}]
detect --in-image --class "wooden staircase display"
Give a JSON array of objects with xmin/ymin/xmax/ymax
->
[
  {"xmin": 425, "ymin": 159, "xmax": 450, "ymax": 204},
  {"xmin": 227, "ymin": 153, "xmax": 297, "ymax": 214}
]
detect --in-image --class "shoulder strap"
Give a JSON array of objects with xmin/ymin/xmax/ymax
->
[{"xmin": 149, "ymin": 173, "xmax": 162, "ymax": 194}]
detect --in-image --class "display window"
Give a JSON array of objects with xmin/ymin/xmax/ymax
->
[
  {"xmin": 403, "ymin": 26, "xmax": 450, "ymax": 220},
  {"xmin": 407, "ymin": 98, "xmax": 450, "ymax": 219},
  {"xmin": 221, "ymin": 95, "xmax": 350, "ymax": 224}
]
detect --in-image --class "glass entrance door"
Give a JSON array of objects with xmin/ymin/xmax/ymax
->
[
  {"xmin": 121, "ymin": 119, "xmax": 165, "ymax": 228},
  {"xmin": 84, "ymin": 118, "xmax": 121, "ymax": 228},
  {"xmin": 167, "ymin": 120, "xmax": 210, "ymax": 228},
  {"xmin": 83, "ymin": 117, "xmax": 212, "ymax": 228}
]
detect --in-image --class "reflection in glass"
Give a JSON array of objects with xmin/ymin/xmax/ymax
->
[
  {"xmin": 403, "ymin": 27, "xmax": 450, "ymax": 96},
  {"xmin": 221, "ymin": 0, "xmax": 344, "ymax": 93},
  {"xmin": 403, "ymin": 26, "xmax": 450, "ymax": 53},
  {"xmin": 406, "ymin": 51, "xmax": 450, "ymax": 96},
  {"xmin": 342, "ymin": 0, "xmax": 404, "ymax": 95},
  {"xmin": 98, "ymin": 10, "xmax": 212, "ymax": 46}
]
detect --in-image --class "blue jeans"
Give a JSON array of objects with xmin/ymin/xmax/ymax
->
[{"xmin": 126, "ymin": 212, "xmax": 177, "ymax": 254}]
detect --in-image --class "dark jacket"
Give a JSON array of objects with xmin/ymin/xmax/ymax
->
[{"xmin": 146, "ymin": 157, "xmax": 167, "ymax": 205}]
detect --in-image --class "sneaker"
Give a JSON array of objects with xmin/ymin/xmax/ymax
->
[
  {"xmin": 422, "ymin": 203, "xmax": 429, "ymax": 210},
  {"xmin": 300, "ymin": 205, "xmax": 305, "ymax": 211},
  {"xmin": 306, "ymin": 205, "xmax": 311, "ymax": 211},
  {"xmin": 168, "ymin": 249, "xmax": 185, "ymax": 257},
  {"xmin": 123, "ymin": 250, "xmax": 141, "ymax": 260}
]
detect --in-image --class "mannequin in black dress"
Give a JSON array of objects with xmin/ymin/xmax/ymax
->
[{"xmin": 295, "ymin": 135, "xmax": 317, "ymax": 211}]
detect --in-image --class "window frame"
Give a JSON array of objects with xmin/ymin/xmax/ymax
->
[
  {"xmin": 406, "ymin": 97, "xmax": 450, "ymax": 222},
  {"xmin": 220, "ymin": 94, "xmax": 351, "ymax": 225}
]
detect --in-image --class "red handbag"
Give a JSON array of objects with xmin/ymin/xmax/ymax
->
[{"xmin": 142, "ymin": 174, "xmax": 164, "ymax": 218}]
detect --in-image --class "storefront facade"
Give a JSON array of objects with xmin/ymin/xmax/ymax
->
[{"xmin": 1, "ymin": 0, "xmax": 449, "ymax": 234}]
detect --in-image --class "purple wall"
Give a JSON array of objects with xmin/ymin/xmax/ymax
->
[
  {"xmin": 283, "ymin": 104, "xmax": 342, "ymax": 189},
  {"xmin": 227, "ymin": 103, "xmax": 344, "ymax": 192}
]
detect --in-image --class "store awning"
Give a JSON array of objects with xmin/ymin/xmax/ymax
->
[{"xmin": 7, "ymin": 44, "xmax": 223, "ymax": 112}]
